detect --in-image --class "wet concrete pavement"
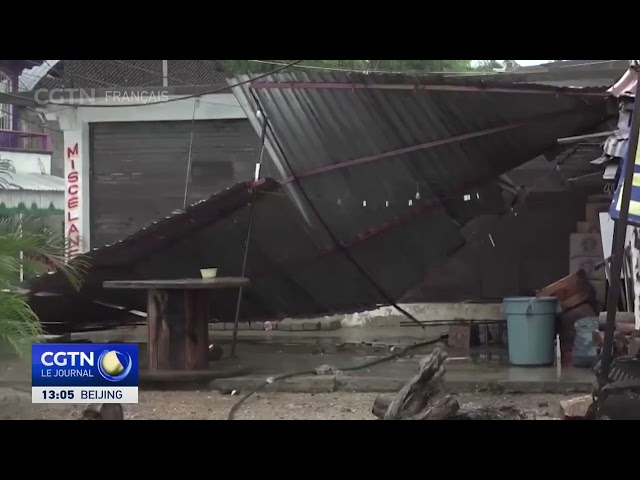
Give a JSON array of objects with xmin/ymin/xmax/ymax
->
[
  {"xmin": 0, "ymin": 325, "xmax": 597, "ymax": 394},
  {"xmin": 204, "ymin": 333, "xmax": 595, "ymax": 394}
]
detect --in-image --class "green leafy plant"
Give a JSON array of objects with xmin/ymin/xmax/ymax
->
[{"xmin": 0, "ymin": 158, "xmax": 87, "ymax": 356}]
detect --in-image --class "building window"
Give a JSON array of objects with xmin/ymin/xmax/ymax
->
[{"xmin": 0, "ymin": 72, "xmax": 12, "ymax": 130}]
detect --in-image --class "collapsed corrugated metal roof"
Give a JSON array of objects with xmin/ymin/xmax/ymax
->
[
  {"xmin": 29, "ymin": 73, "xmax": 613, "ymax": 331},
  {"xmin": 233, "ymin": 72, "xmax": 609, "ymax": 214},
  {"xmin": 28, "ymin": 177, "xmax": 472, "ymax": 332}
]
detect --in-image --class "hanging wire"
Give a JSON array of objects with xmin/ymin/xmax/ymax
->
[
  {"xmin": 182, "ymin": 99, "xmax": 199, "ymax": 209},
  {"xmin": 229, "ymin": 111, "xmax": 269, "ymax": 358}
]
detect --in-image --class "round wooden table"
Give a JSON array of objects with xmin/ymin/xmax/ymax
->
[{"xmin": 103, "ymin": 278, "xmax": 249, "ymax": 371}]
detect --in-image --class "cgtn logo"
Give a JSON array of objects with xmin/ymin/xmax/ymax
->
[{"xmin": 32, "ymin": 343, "xmax": 138, "ymax": 404}]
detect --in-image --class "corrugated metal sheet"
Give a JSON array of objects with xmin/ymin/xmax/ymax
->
[
  {"xmin": 234, "ymin": 72, "xmax": 609, "ymax": 232},
  {"xmin": 29, "ymin": 73, "xmax": 613, "ymax": 331},
  {"xmin": 19, "ymin": 60, "xmax": 60, "ymax": 92},
  {"xmin": 2, "ymin": 172, "xmax": 64, "ymax": 192},
  {"xmin": 609, "ymin": 68, "xmax": 637, "ymax": 98}
]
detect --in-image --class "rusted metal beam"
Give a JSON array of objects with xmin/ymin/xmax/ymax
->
[{"xmin": 280, "ymin": 107, "xmax": 604, "ymax": 184}]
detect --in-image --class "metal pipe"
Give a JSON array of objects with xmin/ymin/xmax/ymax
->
[
  {"xmin": 599, "ymin": 73, "xmax": 640, "ymax": 388},
  {"xmin": 557, "ymin": 130, "xmax": 618, "ymax": 144}
]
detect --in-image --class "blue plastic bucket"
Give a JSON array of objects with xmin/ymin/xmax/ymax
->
[{"xmin": 502, "ymin": 297, "xmax": 558, "ymax": 366}]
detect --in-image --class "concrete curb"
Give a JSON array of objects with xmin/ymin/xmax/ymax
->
[
  {"xmin": 207, "ymin": 302, "xmax": 505, "ymax": 332},
  {"xmin": 210, "ymin": 374, "xmax": 595, "ymax": 394},
  {"xmin": 209, "ymin": 318, "xmax": 343, "ymax": 332}
]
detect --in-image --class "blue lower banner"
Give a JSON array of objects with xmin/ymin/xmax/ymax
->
[{"xmin": 32, "ymin": 343, "xmax": 139, "ymax": 404}]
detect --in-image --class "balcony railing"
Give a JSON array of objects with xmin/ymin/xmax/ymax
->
[{"xmin": 0, "ymin": 129, "xmax": 52, "ymax": 154}]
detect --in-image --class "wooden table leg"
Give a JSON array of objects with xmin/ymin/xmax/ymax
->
[
  {"xmin": 147, "ymin": 289, "xmax": 171, "ymax": 370},
  {"xmin": 148, "ymin": 288, "xmax": 190, "ymax": 370},
  {"xmin": 147, "ymin": 288, "xmax": 209, "ymax": 370},
  {"xmin": 184, "ymin": 290, "xmax": 210, "ymax": 369}
]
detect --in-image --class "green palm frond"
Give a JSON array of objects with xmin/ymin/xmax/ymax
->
[
  {"xmin": 0, "ymin": 291, "xmax": 42, "ymax": 357},
  {"xmin": 0, "ymin": 159, "xmax": 88, "ymax": 356},
  {"xmin": 0, "ymin": 216, "xmax": 88, "ymax": 289},
  {"xmin": 0, "ymin": 158, "xmax": 15, "ymax": 189}
]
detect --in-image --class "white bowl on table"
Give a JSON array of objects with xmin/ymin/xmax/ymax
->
[{"xmin": 200, "ymin": 268, "xmax": 218, "ymax": 279}]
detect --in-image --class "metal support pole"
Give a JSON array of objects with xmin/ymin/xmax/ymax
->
[
  {"xmin": 599, "ymin": 74, "xmax": 640, "ymax": 388},
  {"xmin": 229, "ymin": 114, "xmax": 268, "ymax": 358}
]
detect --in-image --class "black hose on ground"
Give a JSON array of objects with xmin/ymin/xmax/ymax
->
[{"xmin": 226, "ymin": 333, "xmax": 448, "ymax": 420}]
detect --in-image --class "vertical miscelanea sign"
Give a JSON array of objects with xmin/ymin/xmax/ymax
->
[{"xmin": 65, "ymin": 142, "xmax": 81, "ymax": 259}]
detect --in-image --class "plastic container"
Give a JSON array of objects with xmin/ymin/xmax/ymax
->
[
  {"xmin": 572, "ymin": 317, "xmax": 599, "ymax": 368},
  {"xmin": 502, "ymin": 297, "xmax": 558, "ymax": 366}
]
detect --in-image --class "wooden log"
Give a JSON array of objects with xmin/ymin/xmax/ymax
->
[
  {"xmin": 383, "ymin": 348, "xmax": 452, "ymax": 420},
  {"xmin": 372, "ymin": 348, "xmax": 526, "ymax": 420},
  {"xmin": 599, "ymin": 312, "xmax": 635, "ymax": 325},
  {"xmin": 455, "ymin": 405, "xmax": 525, "ymax": 420},
  {"xmin": 372, "ymin": 395, "xmax": 525, "ymax": 420},
  {"xmin": 408, "ymin": 394, "xmax": 459, "ymax": 420}
]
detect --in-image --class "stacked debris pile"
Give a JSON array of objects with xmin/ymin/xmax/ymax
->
[
  {"xmin": 593, "ymin": 312, "xmax": 638, "ymax": 357},
  {"xmin": 570, "ymin": 194, "xmax": 612, "ymax": 309},
  {"xmin": 537, "ymin": 269, "xmax": 599, "ymax": 365}
]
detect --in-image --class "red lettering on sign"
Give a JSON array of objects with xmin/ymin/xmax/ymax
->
[
  {"xmin": 65, "ymin": 141, "xmax": 81, "ymax": 259},
  {"xmin": 67, "ymin": 143, "xmax": 78, "ymax": 158}
]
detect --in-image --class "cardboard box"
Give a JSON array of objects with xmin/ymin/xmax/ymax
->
[
  {"xmin": 570, "ymin": 257, "xmax": 606, "ymax": 281},
  {"xmin": 576, "ymin": 221, "xmax": 598, "ymax": 234},
  {"xmin": 569, "ymin": 233, "xmax": 604, "ymax": 259},
  {"xmin": 537, "ymin": 270, "xmax": 591, "ymax": 300},
  {"xmin": 585, "ymin": 202, "xmax": 611, "ymax": 228}
]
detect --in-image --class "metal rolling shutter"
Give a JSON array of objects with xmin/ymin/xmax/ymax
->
[{"xmin": 90, "ymin": 119, "xmax": 261, "ymax": 248}]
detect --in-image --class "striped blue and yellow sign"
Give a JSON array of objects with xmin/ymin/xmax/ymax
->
[{"xmin": 611, "ymin": 144, "xmax": 640, "ymax": 225}]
